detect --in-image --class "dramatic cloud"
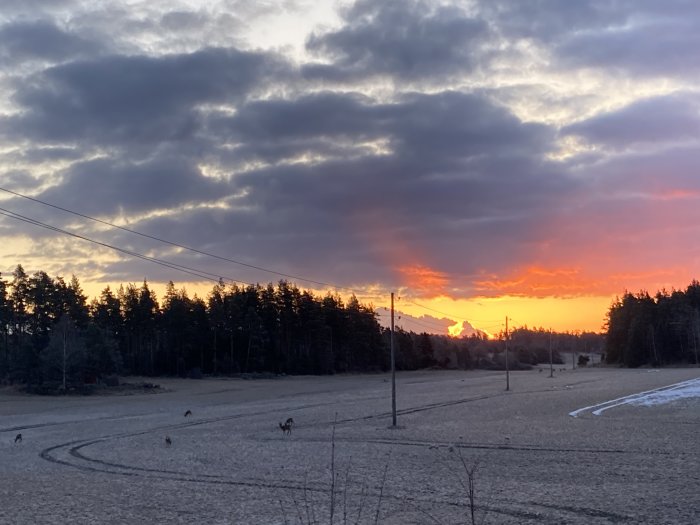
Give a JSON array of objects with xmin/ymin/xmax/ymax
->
[
  {"xmin": 482, "ymin": 1, "xmax": 625, "ymax": 41},
  {"xmin": 2, "ymin": 0, "xmax": 700, "ymax": 332},
  {"xmin": 201, "ymin": 90, "xmax": 565, "ymax": 291},
  {"xmin": 6, "ymin": 47, "xmax": 287, "ymax": 148},
  {"xmin": 305, "ymin": 0, "xmax": 490, "ymax": 81},
  {"xmin": 555, "ymin": 9, "xmax": 700, "ymax": 76},
  {"xmin": 0, "ymin": 0, "xmax": 76, "ymax": 13},
  {"xmin": 40, "ymin": 155, "xmax": 229, "ymax": 216},
  {"xmin": 0, "ymin": 20, "xmax": 100, "ymax": 63},
  {"xmin": 563, "ymin": 94, "xmax": 700, "ymax": 150}
]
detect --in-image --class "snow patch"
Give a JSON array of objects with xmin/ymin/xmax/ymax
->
[
  {"xmin": 627, "ymin": 378, "xmax": 700, "ymax": 407},
  {"xmin": 569, "ymin": 377, "xmax": 700, "ymax": 417}
]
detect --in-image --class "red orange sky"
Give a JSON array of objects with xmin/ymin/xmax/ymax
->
[{"xmin": 2, "ymin": 1, "xmax": 700, "ymax": 336}]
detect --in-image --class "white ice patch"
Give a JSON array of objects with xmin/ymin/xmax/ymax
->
[
  {"xmin": 626, "ymin": 378, "xmax": 700, "ymax": 407},
  {"xmin": 569, "ymin": 377, "xmax": 700, "ymax": 417}
]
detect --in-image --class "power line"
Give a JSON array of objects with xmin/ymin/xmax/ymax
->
[
  {"xmin": 403, "ymin": 318, "xmax": 451, "ymax": 332},
  {"xmin": 379, "ymin": 307, "xmax": 455, "ymax": 333},
  {"xmin": 2, "ymin": 206, "xmax": 470, "ymax": 334},
  {"xmin": 0, "ymin": 207, "xmax": 257, "ymax": 288},
  {"xmin": 397, "ymin": 318, "xmax": 448, "ymax": 333},
  {"xmin": 0, "ymin": 186, "xmax": 355, "ymax": 293},
  {"xmin": 400, "ymin": 297, "xmax": 502, "ymax": 324},
  {"xmin": 0, "ymin": 187, "xmax": 507, "ymax": 319},
  {"xmin": 0, "ymin": 206, "xmax": 513, "ymax": 338},
  {"xmin": 380, "ymin": 307, "xmax": 448, "ymax": 330}
]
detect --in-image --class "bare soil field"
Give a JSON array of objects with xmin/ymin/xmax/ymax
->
[{"xmin": 1, "ymin": 367, "xmax": 699, "ymax": 524}]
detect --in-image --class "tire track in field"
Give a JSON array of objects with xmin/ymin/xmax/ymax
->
[
  {"xmin": 37, "ymin": 380, "xmax": 661, "ymax": 479},
  {"xmin": 6, "ymin": 373, "xmax": 580, "ymax": 435},
  {"xmin": 36, "ymin": 386, "xmax": 637, "ymax": 524},
  {"xmin": 0, "ymin": 413, "xmax": 150, "ymax": 434},
  {"xmin": 2, "ymin": 381, "xmax": 498, "ymax": 435},
  {"xmin": 45, "ymin": 439, "xmax": 620, "ymax": 524},
  {"xmin": 266, "ymin": 435, "xmax": 687, "ymax": 457},
  {"xmin": 529, "ymin": 502, "xmax": 631, "ymax": 523}
]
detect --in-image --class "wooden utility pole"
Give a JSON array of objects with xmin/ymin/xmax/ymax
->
[
  {"xmin": 549, "ymin": 329, "xmax": 554, "ymax": 378},
  {"xmin": 692, "ymin": 311, "xmax": 700, "ymax": 366},
  {"xmin": 649, "ymin": 324, "xmax": 658, "ymax": 365},
  {"xmin": 62, "ymin": 324, "xmax": 67, "ymax": 391},
  {"xmin": 391, "ymin": 292, "xmax": 397, "ymax": 427},
  {"xmin": 505, "ymin": 316, "xmax": 510, "ymax": 391},
  {"xmin": 693, "ymin": 310, "xmax": 700, "ymax": 366}
]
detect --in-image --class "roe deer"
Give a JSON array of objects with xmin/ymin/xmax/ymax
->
[
  {"xmin": 279, "ymin": 421, "xmax": 292, "ymax": 435},
  {"xmin": 165, "ymin": 436, "xmax": 172, "ymax": 446},
  {"xmin": 14, "ymin": 433, "xmax": 22, "ymax": 443},
  {"xmin": 184, "ymin": 410, "xmax": 192, "ymax": 417}
]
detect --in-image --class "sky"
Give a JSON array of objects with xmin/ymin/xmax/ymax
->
[{"xmin": 1, "ymin": 0, "xmax": 700, "ymax": 336}]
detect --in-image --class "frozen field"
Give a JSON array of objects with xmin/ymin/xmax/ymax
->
[{"xmin": 1, "ymin": 367, "xmax": 699, "ymax": 524}]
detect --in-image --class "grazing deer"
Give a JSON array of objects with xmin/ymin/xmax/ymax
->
[
  {"xmin": 184, "ymin": 410, "xmax": 192, "ymax": 417},
  {"xmin": 285, "ymin": 417, "xmax": 294, "ymax": 427},
  {"xmin": 165, "ymin": 436, "xmax": 172, "ymax": 446},
  {"xmin": 14, "ymin": 433, "xmax": 22, "ymax": 444},
  {"xmin": 279, "ymin": 421, "xmax": 292, "ymax": 435}
]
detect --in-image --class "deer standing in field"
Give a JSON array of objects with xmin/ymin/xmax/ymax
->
[
  {"xmin": 165, "ymin": 436, "xmax": 172, "ymax": 446},
  {"xmin": 279, "ymin": 418, "xmax": 294, "ymax": 436},
  {"xmin": 14, "ymin": 433, "xmax": 22, "ymax": 443},
  {"xmin": 184, "ymin": 410, "xmax": 192, "ymax": 417}
]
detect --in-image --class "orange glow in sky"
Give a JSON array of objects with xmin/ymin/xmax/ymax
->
[
  {"xmin": 5, "ymin": 0, "xmax": 700, "ymax": 342},
  {"xmin": 397, "ymin": 263, "xmax": 449, "ymax": 294},
  {"xmin": 79, "ymin": 279, "xmax": 613, "ymax": 339}
]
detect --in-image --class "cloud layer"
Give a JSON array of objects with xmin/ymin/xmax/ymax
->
[{"xmin": 2, "ymin": 0, "xmax": 700, "ymax": 318}]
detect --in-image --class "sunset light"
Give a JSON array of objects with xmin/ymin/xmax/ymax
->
[
  {"xmin": 2, "ymin": 0, "xmax": 700, "ymax": 337},
  {"xmin": 3, "ymin": 3, "xmax": 700, "ymax": 523}
]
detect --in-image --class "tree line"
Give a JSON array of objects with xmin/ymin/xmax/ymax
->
[
  {"xmin": 605, "ymin": 281, "xmax": 700, "ymax": 367},
  {"xmin": 0, "ymin": 265, "xmax": 391, "ymax": 387},
  {"xmin": 0, "ymin": 264, "xmax": 606, "ymax": 390},
  {"xmin": 403, "ymin": 326, "xmax": 602, "ymax": 371}
]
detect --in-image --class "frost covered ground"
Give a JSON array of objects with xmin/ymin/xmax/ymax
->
[{"xmin": 1, "ymin": 367, "xmax": 699, "ymax": 524}]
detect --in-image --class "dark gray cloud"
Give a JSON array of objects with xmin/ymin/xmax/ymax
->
[
  {"xmin": 556, "ymin": 17, "xmax": 700, "ymax": 75},
  {"xmin": 214, "ymin": 90, "xmax": 552, "ymax": 166},
  {"xmin": 481, "ymin": 0, "xmax": 624, "ymax": 42},
  {"xmin": 216, "ymin": 92, "xmax": 381, "ymax": 143},
  {"xmin": 153, "ymin": 90, "xmax": 564, "ymax": 288},
  {"xmin": 4, "ymin": 47, "xmax": 287, "ymax": 149},
  {"xmin": 2, "ymin": 52, "xmax": 570, "ymax": 290},
  {"xmin": 0, "ymin": 20, "xmax": 100, "ymax": 63},
  {"xmin": 587, "ymin": 144, "xmax": 700, "ymax": 193},
  {"xmin": 501, "ymin": 0, "xmax": 700, "ymax": 77},
  {"xmin": 208, "ymin": 92, "xmax": 384, "ymax": 164},
  {"xmin": 3, "ymin": 0, "xmax": 700, "ymax": 304},
  {"xmin": 55, "ymin": 86, "xmax": 564, "ymax": 289},
  {"xmin": 304, "ymin": 0, "xmax": 700, "ymax": 84},
  {"xmin": 1, "ymin": 146, "xmax": 84, "ymax": 165},
  {"xmin": 478, "ymin": 1, "xmax": 700, "ymax": 78},
  {"xmin": 563, "ymin": 94, "xmax": 700, "ymax": 149},
  {"xmin": 160, "ymin": 11, "xmax": 210, "ymax": 32},
  {"xmin": 386, "ymin": 91, "xmax": 552, "ymax": 162},
  {"xmin": 38, "ymin": 154, "xmax": 228, "ymax": 217},
  {"xmin": 0, "ymin": 171, "xmax": 42, "ymax": 193},
  {"xmin": 304, "ymin": 0, "xmax": 490, "ymax": 81},
  {"xmin": 0, "ymin": 0, "xmax": 75, "ymax": 13}
]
